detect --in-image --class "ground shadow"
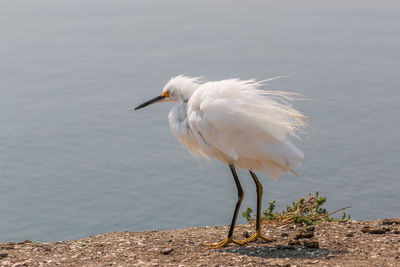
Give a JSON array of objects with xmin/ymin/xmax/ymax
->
[{"xmin": 221, "ymin": 244, "xmax": 346, "ymax": 259}]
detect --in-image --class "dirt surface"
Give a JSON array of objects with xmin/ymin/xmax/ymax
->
[{"xmin": 1, "ymin": 219, "xmax": 400, "ymax": 266}]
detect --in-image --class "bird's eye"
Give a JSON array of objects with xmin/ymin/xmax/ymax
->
[{"xmin": 161, "ymin": 90, "xmax": 170, "ymax": 97}]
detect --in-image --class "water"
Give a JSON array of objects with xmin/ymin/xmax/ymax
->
[{"xmin": 0, "ymin": 0, "xmax": 399, "ymax": 242}]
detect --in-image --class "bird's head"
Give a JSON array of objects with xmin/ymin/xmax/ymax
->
[{"xmin": 135, "ymin": 75, "xmax": 202, "ymax": 110}]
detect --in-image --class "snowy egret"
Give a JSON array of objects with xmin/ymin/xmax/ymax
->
[{"xmin": 135, "ymin": 75, "xmax": 308, "ymax": 248}]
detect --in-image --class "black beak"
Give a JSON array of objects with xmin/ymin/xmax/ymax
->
[{"xmin": 134, "ymin": 95, "xmax": 166, "ymax": 110}]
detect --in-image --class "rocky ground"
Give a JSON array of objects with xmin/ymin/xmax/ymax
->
[{"xmin": 1, "ymin": 219, "xmax": 400, "ymax": 266}]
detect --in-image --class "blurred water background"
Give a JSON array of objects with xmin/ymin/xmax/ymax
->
[{"xmin": 1, "ymin": 0, "xmax": 399, "ymax": 242}]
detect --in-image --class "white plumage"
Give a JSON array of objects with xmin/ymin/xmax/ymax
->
[
  {"xmin": 135, "ymin": 74, "xmax": 308, "ymax": 247},
  {"xmin": 163, "ymin": 75, "xmax": 307, "ymax": 180}
]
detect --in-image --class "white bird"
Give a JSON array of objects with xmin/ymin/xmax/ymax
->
[{"xmin": 135, "ymin": 75, "xmax": 308, "ymax": 248}]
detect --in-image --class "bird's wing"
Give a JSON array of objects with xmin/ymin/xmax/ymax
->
[
  {"xmin": 187, "ymin": 80, "xmax": 305, "ymax": 169},
  {"xmin": 189, "ymin": 97, "xmax": 293, "ymax": 163}
]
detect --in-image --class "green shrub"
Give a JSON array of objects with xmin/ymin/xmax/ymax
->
[{"xmin": 242, "ymin": 192, "xmax": 351, "ymax": 225}]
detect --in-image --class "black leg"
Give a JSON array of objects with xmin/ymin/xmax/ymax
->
[
  {"xmin": 239, "ymin": 170, "xmax": 272, "ymax": 243},
  {"xmin": 203, "ymin": 164, "xmax": 245, "ymax": 247},
  {"xmin": 227, "ymin": 164, "xmax": 244, "ymax": 238},
  {"xmin": 249, "ymin": 170, "xmax": 263, "ymax": 232}
]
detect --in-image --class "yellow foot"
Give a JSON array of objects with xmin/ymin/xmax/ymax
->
[
  {"xmin": 203, "ymin": 237, "xmax": 244, "ymax": 248},
  {"xmin": 240, "ymin": 231, "xmax": 273, "ymax": 244}
]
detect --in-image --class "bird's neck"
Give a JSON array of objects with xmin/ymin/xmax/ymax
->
[
  {"xmin": 177, "ymin": 98, "xmax": 189, "ymax": 109},
  {"xmin": 179, "ymin": 85, "xmax": 200, "ymax": 102},
  {"xmin": 169, "ymin": 99, "xmax": 188, "ymax": 125}
]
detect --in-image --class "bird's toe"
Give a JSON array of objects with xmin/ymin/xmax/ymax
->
[
  {"xmin": 240, "ymin": 231, "xmax": 273, "ymax": 244},
  {"xmin": 203, "ymin": 237, "xmax": 244, "ymax": 248}
]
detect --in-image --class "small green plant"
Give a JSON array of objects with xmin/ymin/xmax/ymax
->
[
  {"xmin": 241, "ymin": 207, "xmax": 253, "ymax": 222},
  {"xmin": 242, "ymin": 191, "xmax": 351, "ymax": 225},
  {"xmin": 263, "ymin": 200, "xmax": 279, "ymax": 220}
]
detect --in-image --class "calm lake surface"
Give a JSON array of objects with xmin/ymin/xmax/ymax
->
[{"xmin": 1, "ymin": 1, "xmax": 399, "ymax": 242}]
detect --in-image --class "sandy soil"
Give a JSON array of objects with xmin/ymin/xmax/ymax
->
[{"xmin": 1, "ymin": 219, "xmax": 400, "ymax": 266}]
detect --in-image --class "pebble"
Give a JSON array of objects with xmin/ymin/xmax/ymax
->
[
  {"xmin": 361, "ymin": 227, "xmax": 390, "ymax": 234},
  {"xmin": 17, "ymin": 240, "xmax": 32, "ymax": 245},
  {"xmin": 382, "ymin": 218, "xmax": 400, "ymax": 225},
  {"xmin": 0, "ymin": 252, "xmax": 8, "ymax": 258},
  {"xmin": 160, "ymin": 248, "xmax": 174, "ymax": 255},
  {"xmin": 306, "ymin": 226, "xmax": 315, "ymax": 232},
  {"xmin": 302, "ymin": 240, "xmax": 319, "ymax": 249},
  {"xmin": 288, "ymin": 240, "xmax": 301, "ymax": 246},
  {"xmin": 11, "ymin": 260, "xmax": 29, "ymax": 267},
  {"xmin": 294, "ymin": 231, "xmax": 314, "ymax": 240}
]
